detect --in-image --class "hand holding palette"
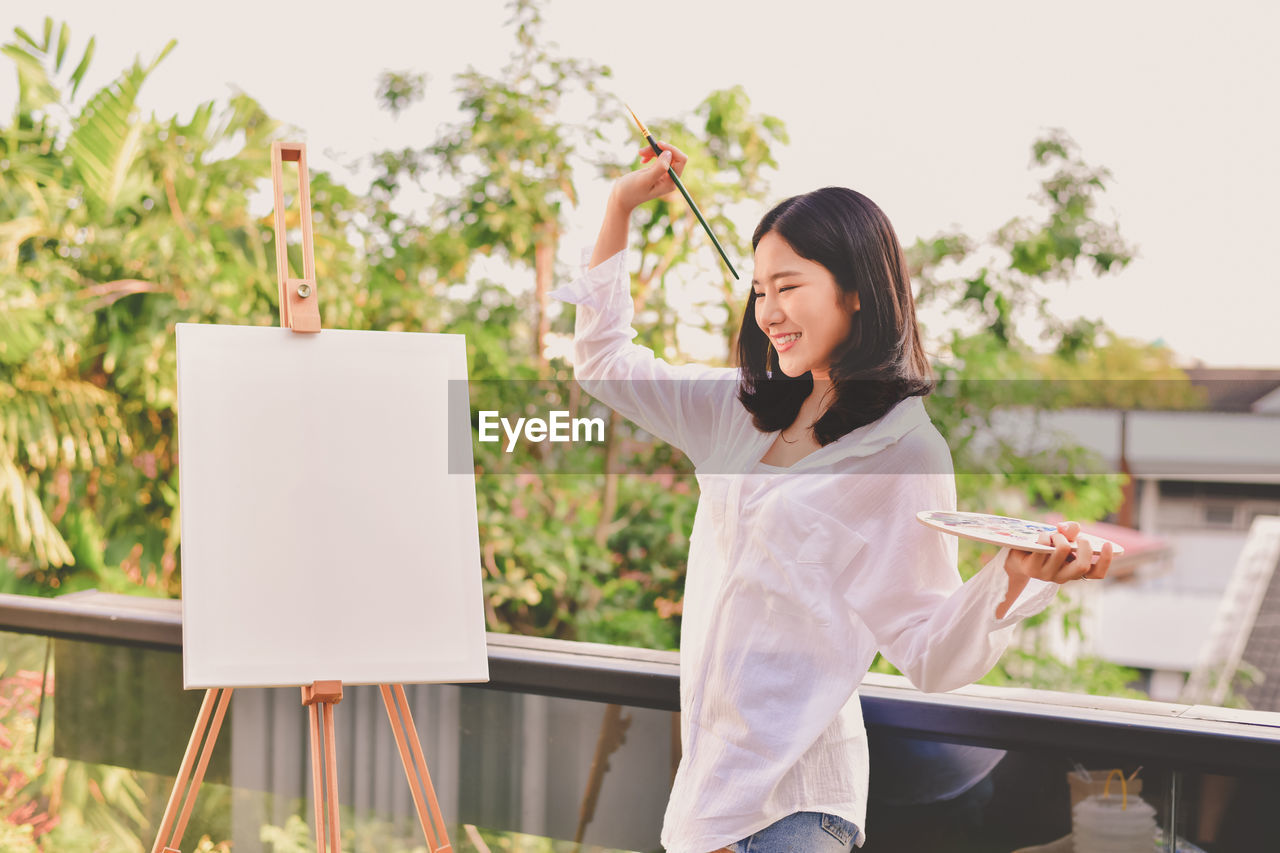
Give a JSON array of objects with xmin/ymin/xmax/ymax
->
[{"xmin": 916, "ymin": 511, "xmax": 1126, "ymax": 557}]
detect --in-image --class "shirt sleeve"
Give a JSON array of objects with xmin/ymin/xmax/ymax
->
[
  {"xmin": 548, "ymin": 247, "xmax": 741, "ymax": 468},
  {"xmin": 824, "ymin": 470, "xmax": 1059, "ymax": 694}
]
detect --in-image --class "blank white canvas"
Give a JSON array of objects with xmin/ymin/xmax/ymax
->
[{"xmin": 175, "ymin": 323, "xmax": 488, "ymax": 688}]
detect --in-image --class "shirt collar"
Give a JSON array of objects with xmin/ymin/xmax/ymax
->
[{"xmin": 770, "ymin": 395, "xmax": 932, "ymax": 470}]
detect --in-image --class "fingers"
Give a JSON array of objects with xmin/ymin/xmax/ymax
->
[
  {"xmin": 647, "ymin": 150, "xmax": 675, "ymax": 192},
  {"xmin": 616, "ymin": 143, "xmax": 684, "ymax": 209},
  {"xmin": 638, "ymin": 141, "xmax": 688, "ymax": 175},
  {"xmin": 1084, "ymin": 542, "xmax": 1114, "ymax": 579},
  {"xmin": 639, "ymin": 146, "xmax": 671, "ymax": 168},
  {"xmin": 1016, "ymin": 525, "xmax": 1114, "ymax": 587},
  {"xmin": 1052, "ymin": 532, "xmax": 1071, "ymax": 562},
  {"xmin": 639, "ymin": 139, "xmax": 679, "ymax": 157},
  {"xmin": 1007, "ymin": 532, "xmax": 1052, "ymax": 577},
  {"xmin": 1042, "ymin": 532, "xmax": 1091, "ymax": 583},
  {"xmin": 1071, "ymin": 534, "xmax": 1095, "ymax": 570}
]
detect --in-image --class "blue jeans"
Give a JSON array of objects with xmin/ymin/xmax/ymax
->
[{"xmin": 729, "ymin": 811, "xmax": 861, "ymax": 852}]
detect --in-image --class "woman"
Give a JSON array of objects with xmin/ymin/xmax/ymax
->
[{"xmin": 549, "ymin": 143, "xmax": 1112, "ymax": 853}]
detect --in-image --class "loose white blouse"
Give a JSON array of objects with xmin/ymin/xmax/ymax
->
[{"xmin": 549, "ymin": 248, "xmax": 1059, "ymax": 852}]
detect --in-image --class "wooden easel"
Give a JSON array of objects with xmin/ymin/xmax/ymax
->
[{"xmin": 152, "ymin": 142, "xmax": 452, "ymax": 853}]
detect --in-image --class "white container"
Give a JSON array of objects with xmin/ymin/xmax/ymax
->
[{"xmin": 1072, "ymin": 793, "xmax": 1157, "ymax": 853}]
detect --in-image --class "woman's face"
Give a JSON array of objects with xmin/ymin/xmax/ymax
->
[{"xmin": 752, "ymin": 231, "xmax": 859, "ymax": 380}]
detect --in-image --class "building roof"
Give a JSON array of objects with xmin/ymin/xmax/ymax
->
[
  {"xmin": 984, "ymin": 408, "xmax": 1280, "ymax": 484},
  {"xmin": 1184, "ymin": 368, "xmax": 1280, "ymax": 412}
]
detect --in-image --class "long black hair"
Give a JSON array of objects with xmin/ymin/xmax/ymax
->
[{"xmin": 736, "ymin": 187, "xmax": 933, "ymax": 443}]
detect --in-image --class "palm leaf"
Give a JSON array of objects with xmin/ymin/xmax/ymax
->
[
  {"xmin": 0, "ymin": 302, "xmax": 45, "ymax": 365},
  {"xmin": 0, "ymin": 44, "xmax": 60, "ymax": 112},
  {"xmin": 68, "ymin": 36, "xmax": 95, "ymax": 100},
  {"xmin": 0, "ymin": 370, "xmax": 125, "ymax": 570},
  {"xmin": 0, "ymin": 374, "xmax": 128, "ymax": 472},
  {"xmin": 0, "ymin": 437, "xmax": 73, "ymax": 568},
  {"xmin": 0, "ymin": 218, "xmax": 44, "ymax": 267},
  {"xmin": 64, "ymin": 39, "xmax": 174, "ymax": 214},
  {"xmin": 54, "ymin": 21, "xmax": 69, "ymax": 71}
]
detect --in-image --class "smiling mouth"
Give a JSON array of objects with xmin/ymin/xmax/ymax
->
[{"xmin": 773, "ymin": 332, "xmax": 801, "ymax": 352}]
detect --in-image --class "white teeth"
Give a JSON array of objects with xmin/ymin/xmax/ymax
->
[{"xmin": 775, "ymin": 332, "xmax": 801, "ymax": 344}]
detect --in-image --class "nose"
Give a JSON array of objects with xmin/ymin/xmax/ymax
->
[{"xmin": 756, "ymin": 291, "xmax": 785, "ymax": 330}]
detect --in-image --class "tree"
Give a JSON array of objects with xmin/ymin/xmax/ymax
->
[
  {"xmin": 908, "ymin": 128, "xmax": 1143, "ymax": 525},
  {"xmin": 364, "ymin": 4, "xmax": 787, "ymax": 645},
  {"xmin": 0, "ymin": 19, "xmax": 434, "ymax": 596},
  {"xmin": 1, "ymin": 14, "xmax": 1180, "ymax": 703},
  {"xmin": 426, "ymin": 0, "xmax": 614, "ymax": 366},
  {"xmin": 1, "ymin": 19, "xmax": 172, "ymax": 587},
  {"xmin": 891, "ymin": 129, "xmax": 1167, "ymax": 694}
]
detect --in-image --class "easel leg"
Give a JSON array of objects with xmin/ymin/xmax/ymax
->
[
  {"xmin": 380, "ymin": 684, "xmax": 451, "ymax": 853},
  {"xmin": 151, "ymin": 687, "xmax": 234, "ymax": 853},
  {"xmin": 323, "ymin": 701, "xmax": 341, "ymax": 848},
  {"xmin": 302, "ymin": 682, "xmax": 344, "ymax": 853},
  {"xmin": 307, "ymin": 700, "xmax": 326, "ymax": 852}
]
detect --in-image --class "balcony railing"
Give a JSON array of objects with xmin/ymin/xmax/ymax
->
[{"xmin": 2, "ymin": 589, "xmax": 1279, "ymax": 852}]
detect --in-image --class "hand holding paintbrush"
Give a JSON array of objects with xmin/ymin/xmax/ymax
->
[
  {"xmin": 587, "ymin": 140, "xmax": 693, "ymax": 270},
  {"xmin": 587, "ymin": 108, "xmax": 740, "ymax": 279},
  {"xmin": 626, "ymin": 107, "xmax": 740, "ymax": 280},
  {"xmin": 614, "ymin": 140, "xmax": 689, "ymax": 210}
]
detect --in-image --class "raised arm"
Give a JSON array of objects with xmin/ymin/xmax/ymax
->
[{"xmin": 550, "ymin": 143, "xmax": 741, "ymax": 467}]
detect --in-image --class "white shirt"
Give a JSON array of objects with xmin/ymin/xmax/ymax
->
[{"xmin": 549, "ymin": 248, "xmax": 1058, "ymax": 853}]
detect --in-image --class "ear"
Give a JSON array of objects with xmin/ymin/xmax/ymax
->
[{"xmin": 845, "ymin": 290, "xmax": 861, "ymax": 313}]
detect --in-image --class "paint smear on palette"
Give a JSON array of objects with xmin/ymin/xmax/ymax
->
[{"xmin": 916, "ymin": 511, "xmax": 1126, "ymax": 555}]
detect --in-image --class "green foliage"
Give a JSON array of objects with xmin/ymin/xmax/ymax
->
[
  {"xmin": 0, "ymin": 643, "xmax": 55, "ymax": 847},
  {"xmin": 0, "ymin": 12, "xmax": 1216, "ymax": 853},
  {"xmin": 1, "ymin": 8, "xmax": 1181, "ymax": 708},
  {"xmin": 0, "ymin": 18, "xmax": 444, "ymax": 596},
  {"xmin": 0, "ymin": 633, "xmax": 184, "ymax": 851},
  {"xmin": 375, "ymin": 0, "xmax": 621, "ymax": 370},
  {"xmin": 260, "ymin": 814, "xmax": 317, "ymax": 852},
  {"xmin": 622, "ymin": 86, "xmax": 787, "ymax": 358},
  {"xmin": 900, "ymin": 130, "xmax": 1166, "ymax": 693},
  {"xmin": 986, "ymin": 648, "xmax": 1145, "ymax": 697},
  {"xmin": 376, "ymin": 70, "xmax": 427, "ymax": 118},
  {"xmin": 1030, "ymin": 332, "xmax": 1206, "ymax": 409},
  {"xmin": 909, "ymin": 128, "xmax": 1142, "ymax": 527}
]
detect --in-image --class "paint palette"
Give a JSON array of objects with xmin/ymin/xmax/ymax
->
[{"xmin": 916, "ymin": 511, "xmax": 1126, "ymax": 556}]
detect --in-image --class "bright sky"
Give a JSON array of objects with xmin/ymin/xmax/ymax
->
[{"xmin": 5, "ymin": 1, "xmax": 1278, "ymax": 366}]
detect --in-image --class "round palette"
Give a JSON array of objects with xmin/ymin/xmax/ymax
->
[{"xmin": 916, "ymin": 510, "xmax": 1126, "ymax": 557}]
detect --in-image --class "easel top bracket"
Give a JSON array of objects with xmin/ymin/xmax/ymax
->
[{"xmin": 271, "ymin": 141, "xmax": 322, "ymax": 334}]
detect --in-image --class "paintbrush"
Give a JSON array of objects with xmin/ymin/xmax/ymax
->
[{"xmin": 625, "ymin": 104, "xmax": 739, "ymax": 280}]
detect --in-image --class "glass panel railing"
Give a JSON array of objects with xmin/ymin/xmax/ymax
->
[
  {"xmin": 861, "ymin": 734, "xmax": 1280, "ymax": 852},
  {"xmin": 863, "ymin": 733, "xmax": 1176, "ymax": 852},
  {"xmin": 4, "ymin": 613, "xmax": 1280, "ymax": 852},
  {"xmin": 3, "ymin": 630, "xmax": 674, "ymax": 852}
]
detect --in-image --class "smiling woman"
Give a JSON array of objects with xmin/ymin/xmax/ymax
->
[
  {"xmin": 549, "ymin": 140, "xmax": 1112, "ymax": 853},
  {"xmin": 739, "ymin": 187, "xmax": 934, "ymax": 468}
]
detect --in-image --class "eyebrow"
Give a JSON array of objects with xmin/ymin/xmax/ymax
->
[{"xmin": 750, "ymin": 271, "xmax": 806, "ymax": 287}]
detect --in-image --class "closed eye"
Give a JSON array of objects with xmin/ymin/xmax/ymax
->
[{"xmin": 752, "ymin": 285, "xmax": 800, "ymax": 297}]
